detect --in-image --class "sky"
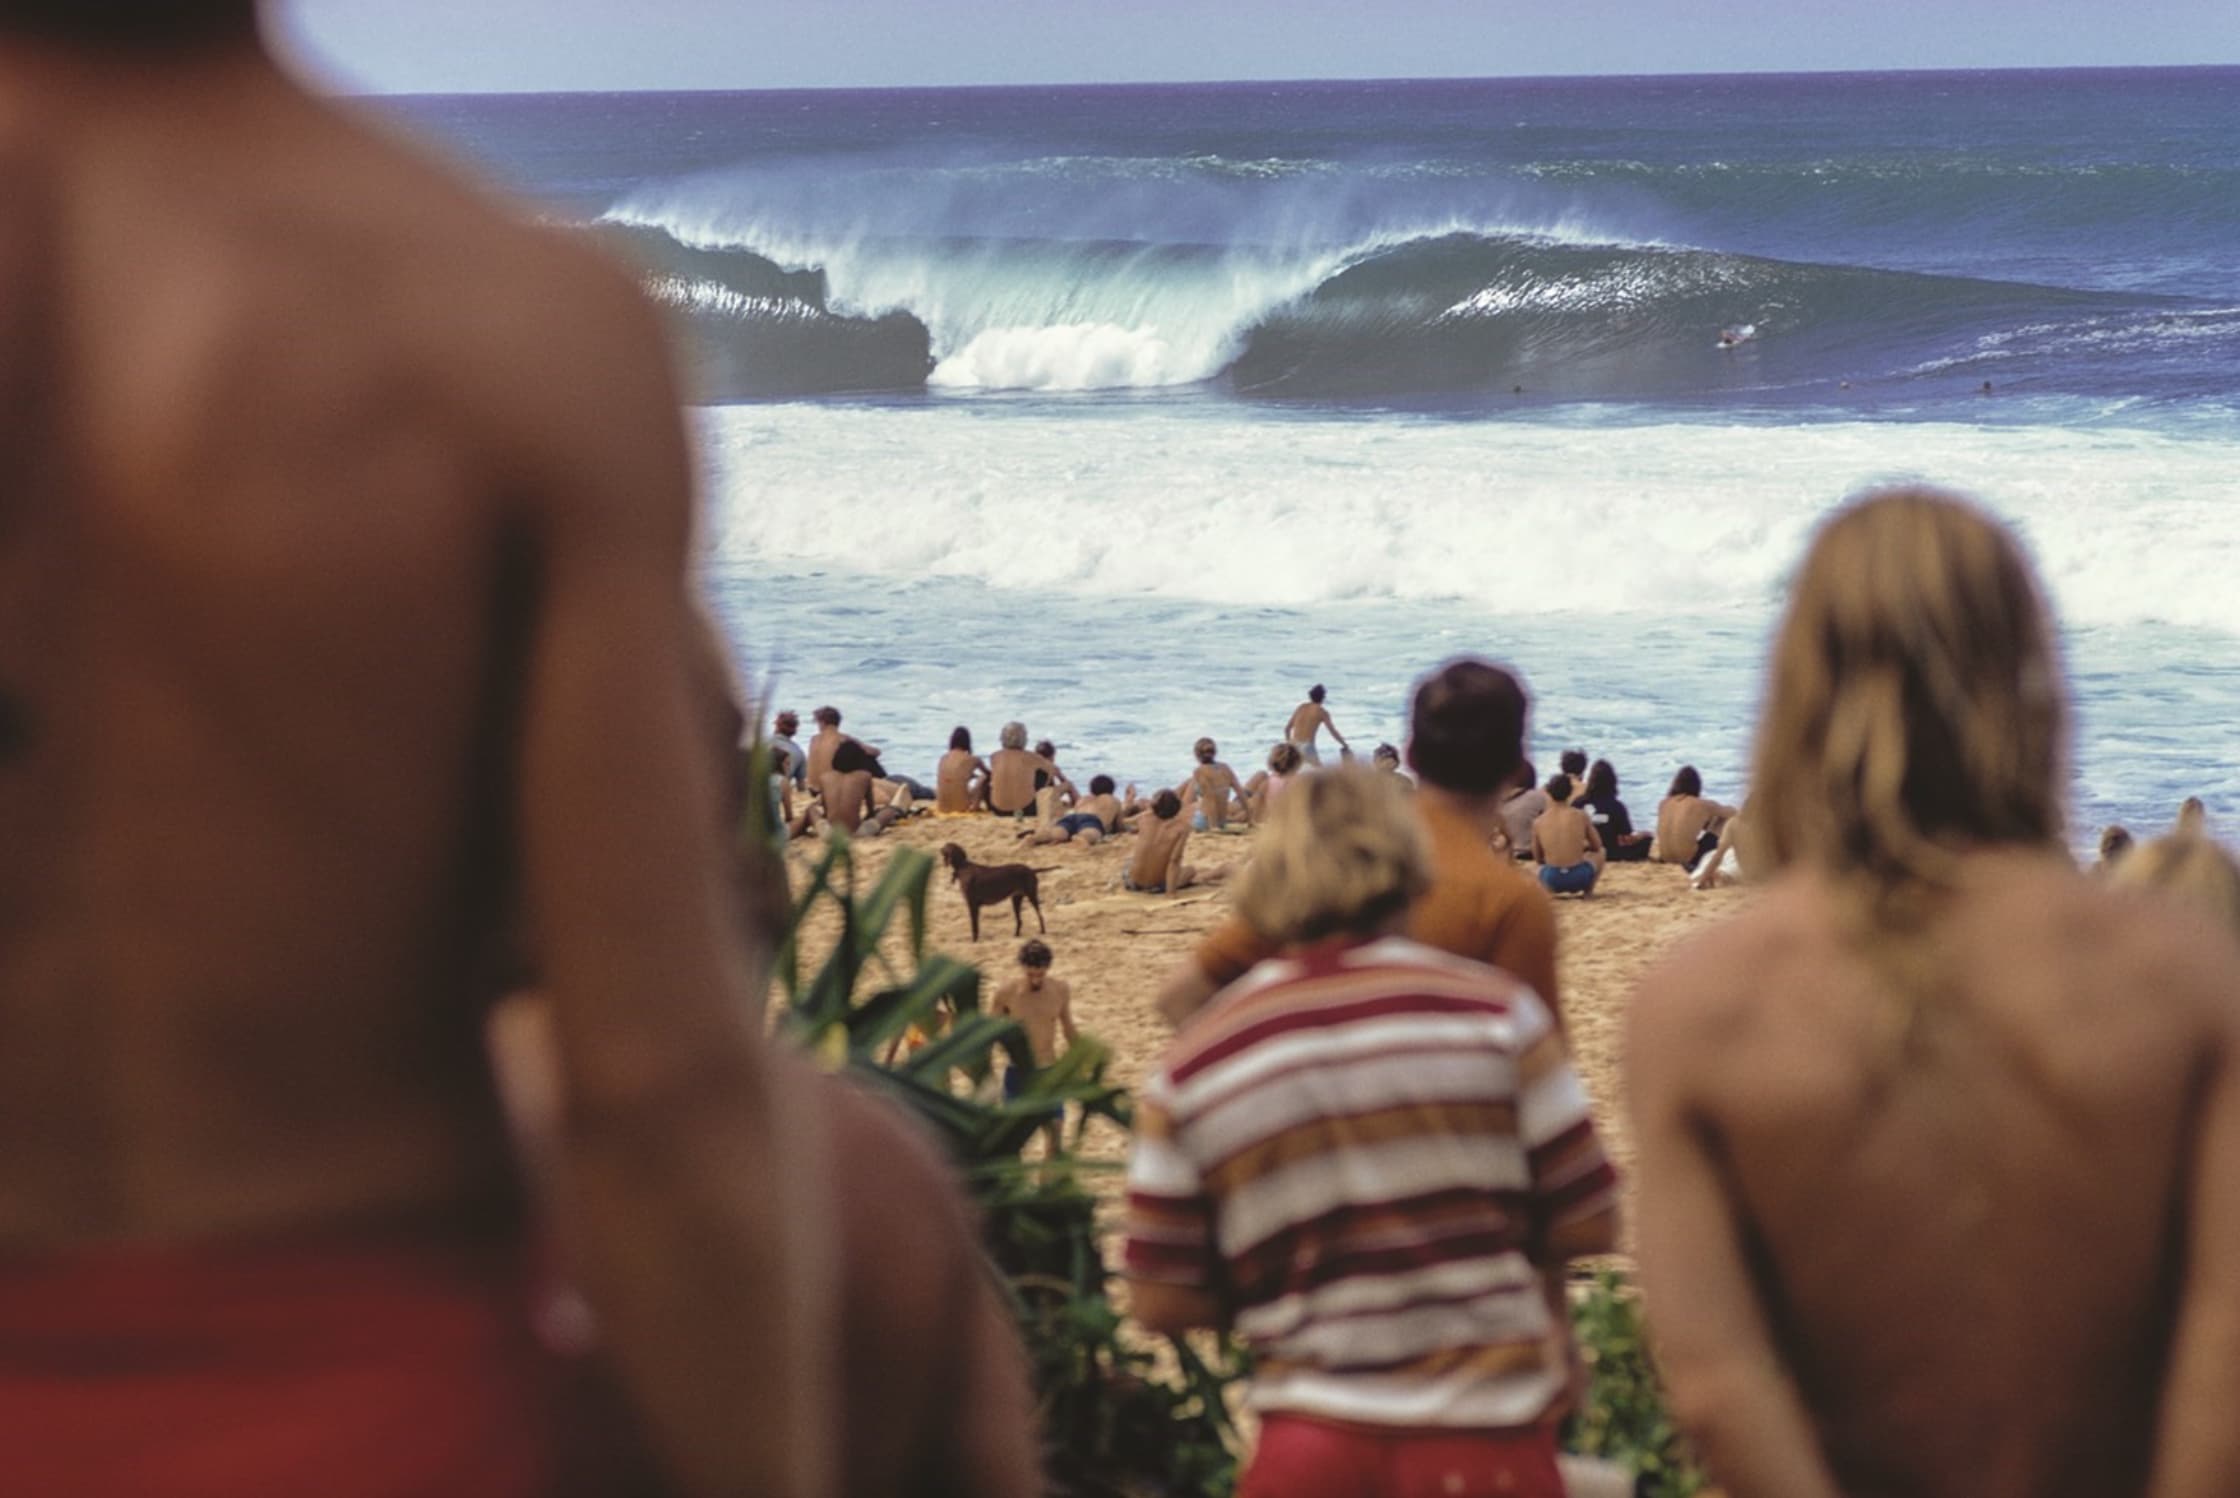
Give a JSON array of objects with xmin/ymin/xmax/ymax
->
[{"xmin": 277, "ymin": 0, "xmax": 2240, "ymax": 95}]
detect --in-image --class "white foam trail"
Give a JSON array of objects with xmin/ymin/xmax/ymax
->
[{"xmin": 700, "ymin": 405, "xmax": 2240, "ymax": 637}]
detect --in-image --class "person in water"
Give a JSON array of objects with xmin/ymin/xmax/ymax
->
[{"xmin": 1282, "ymin": 684, "xmax": 1350, "ymax": 766}]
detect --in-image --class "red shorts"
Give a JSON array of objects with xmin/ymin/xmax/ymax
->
[
  {"xmin": 1239, "ymin": 1413, "xmax": 1567, "ymax": 1498},
  {"xmin": 0, "ymin": 1225, "xmax": 654, "ymax": 1498}
]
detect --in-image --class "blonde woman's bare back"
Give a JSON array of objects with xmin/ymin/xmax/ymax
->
[{"xmin": 1629, "ymin": 851, "xmax": 2240, "ymax": 1498}]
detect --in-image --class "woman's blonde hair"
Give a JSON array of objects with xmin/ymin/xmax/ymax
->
[
  {"xmin": 2108, "ymin": 833, "xmax": 2240, "ymax": 938},
  {"xmin": 1752, "ymin": 486, "xmax": 2067, "ymax": 929},
  {"xmin": 1234, "ymin": 767, "xmax": 1429, "ymax": 946}
]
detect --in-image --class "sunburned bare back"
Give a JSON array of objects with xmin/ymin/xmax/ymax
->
[
  {"xmin": 987, "ymin": 747, "xmax": 1060, "ymax": 816},
  {"xmin": 1629, "ymin": 853, "xmax": 2240, "ymax": 1498},
  {"xmin": 0, "ymin": 42, "xmax": 818, "ymax": 1494},
  {"xmin": 1190, "ymin": 762, "xmax": 1247, "ymax": 828}
]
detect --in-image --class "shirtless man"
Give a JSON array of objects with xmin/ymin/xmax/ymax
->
[
  {"xmin": 805, "ymin": 704, "xmax": 878, "ymax": 787},
  {"xmin": 935, "ymin": 726, "xmax": 988, "ymax": 815},
  {"xmin": 986, "ymin": 722, "xmax": 1066, "ymax": 818},
  {"xmin": 0, "ymin": 5, "xmax": 822, "ymax": 1492},
  {"xmin": 1627, "ymin": 489, "xmax": 2240, "ymax": 1498},
  {"xmin": 1530, "ymin": 773, "xmax": 1604, "ymax": 896},
  {"xmin": 1186, "ymin": 737, "xmax": 1252, "ymax": 831},
  {"xmin": 1126, "ymin": 789, "xmax": 1216, "ymax": 895},
  {"xmin": 1282, "ymin": 683, "xmax": 1349, "ymax": 765},
  {"xmin": 818, "ymin": 740, "xmax": 911, "ymax": 837},
  {"xmin": 1027, "ymin": 774, "xmax": 1122, "ymax": 846},
  {"xmin": 1652, "ymin": 766, "xmax": 1737, "ymax": 869},
  {"xmin": 990, "ymin": 940, "xmax": 1079, "ymax": 1157}
]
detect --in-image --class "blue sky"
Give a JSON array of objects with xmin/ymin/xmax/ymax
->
[{"xmin": 277, "ymin": 0, "xmax": 2240, "ymax": 94}]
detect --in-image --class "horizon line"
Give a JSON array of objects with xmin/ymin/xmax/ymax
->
[{"xmin": 333, "ymin": 60, "xmax": 2240, "ymax": 101}]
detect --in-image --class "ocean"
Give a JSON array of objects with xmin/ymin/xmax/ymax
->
[{"xmin": 378, "ymin": 70, "xmax": 2240, "ymax": 838}]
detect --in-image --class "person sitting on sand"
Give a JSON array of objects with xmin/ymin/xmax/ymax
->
[
  {"xmin": 1558, "ymin": 748, "xmax": 1590, "ymax": 800},
  {"xmin": 1033, "ymin": 738, "xmax": 1073, "ymax": 821},
  {"xmin": 806, "ymin": 704, "xmax": 876, "ymax": 786},
  {"xmin": 987, "ymin": 722, "xmax": 1068, "ymax": 818},
  {"xmin": 1497, "ymin": 759, "xmax": 1547, "ymax": 858},
  {"xmin": 1531, "ymin": 773, "xmax": 1604, "ymax": 896},
  {"xmin": 2176, "ymin": 795, "xmax": 2209, "ymax": 834},
  {"xmin": 991, "ymin": 939, "xmax": 1079, "ymax": 1157},
  {"xmin": 2096, "ymin": 823, "xmax": 2136, "ymax": 874},
  {"xmin": 1687, "ymin": 795, "xmax": 1759, "ymax": 889},
  {"xmin": 1028, "ymin": 775, "xmax": 1124, "ymax": 846},
  {"xmin": 770, "ymin": 709, "xmax": 809, "ymax": 788},
  {"xmin": 1626, "ymin": 486, "xmax": 2240, "ymax": 1498},
  {"xmin": 1187, "ymin": 737, "xmax": 1252, "ymax": 831},
  {"xmin": 819, "ymin": 739, "xmax": 912, "ymax": 837},
  {"xmin": 1652, "ymin": 766, "xmax": 1737, "ymax": 870},
  {"xmin": 1126, "ymin": 788, "xmax": 1219, "ymax": 894},
  {"xmin": 1371, "ymin": 742, "xmax": 1410, "ymax": 784},
  {"xmin": 1243, "ymin": 741, "xmax": 1306, "ymax": 824},
  {"xmin": 1159, "ymin": 658, "xmax": 1564, "ymax": 1035},
  {"xmin": 1125, "ymin": 767, "xmax": 1618, "ymax": 1498},
  {"xmin": 1579, "ymin": 759, "xmax": 1653, "ymax": 862},
  {"xmin": 936, "ymin": 726, "xmax": 990, "ymax": 815},
  {"xmin": 1283, "ymin": 683, "xmax": 1350, "ymax": 765},
  {"xmin": 2109, "ymin": 830, "xmax": 2240, "ymax": 935}
]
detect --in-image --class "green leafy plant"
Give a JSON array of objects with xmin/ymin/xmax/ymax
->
[
  {"xmin": 771, "ymin": 831, "xmax": 1244, "ymax": 1497},
  {"xmin": 1564, "ymin": 1268, "xmax": 1711, "ymax": 1498}
]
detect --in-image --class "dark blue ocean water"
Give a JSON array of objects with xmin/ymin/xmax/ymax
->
[{"xmin": 376, "ymin": 72, "xmax": 2240, "ymax": 839}]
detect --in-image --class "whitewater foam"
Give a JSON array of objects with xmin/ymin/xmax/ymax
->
[{"xmin": 700, "ymin": 403, "xmax": 2240, "ymax": 637}]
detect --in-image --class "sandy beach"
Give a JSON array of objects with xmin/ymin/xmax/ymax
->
[{"xmin": 782, "ymin": 806, "xmax": 1753, "ymax": 1256}]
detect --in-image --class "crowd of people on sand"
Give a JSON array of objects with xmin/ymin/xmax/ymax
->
[{"xmin": 16, "ymin": 11, "xmax": 2240, "ymax": 1498}]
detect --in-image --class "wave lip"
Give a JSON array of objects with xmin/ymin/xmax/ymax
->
[{"xmin": 598, "ymin": 209, "xmax": 2197, "ymax": 405}]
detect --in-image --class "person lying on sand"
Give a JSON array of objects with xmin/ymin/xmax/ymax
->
[
  {"xmin": 1187, "ymin": 737, "xmax": 1253, "ymax": 831},
  {"xmin": 936, "ymin": 725, "xmax": 990, "ymax": 815},
  {"xmin": 1026, "ymin": 775, "xmax": 1123, "ymax": 845},
  {"xmin": 1531, "ymin": 773, "xmax": 1604, "ymax": 896},
  {"xmin": 1125, "ymin": 788, "xmax": 1221, "ymax": 894},
  {"xmin": 1283, "ymin": 683, "xmax": 1350, "ymax": 765},
  {"xmin": 1653, "ymin": 766, "xmax": 1738, "ymax": 869},
  {"xmin": 991, "ymin": 939, "xmax": 1079, "ymax": 1157},
  {"xmin": 1627, "ymin": 488, "xmax": 2240, "ymax": 1498},
  {"xmin": 987, "ymin": 722, "xmax": 1068, "ymax": 818}
]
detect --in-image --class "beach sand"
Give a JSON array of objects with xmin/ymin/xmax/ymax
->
[{"xmin": 781, "ymin": 806, "xmax": 1753, "ymax": 1254}]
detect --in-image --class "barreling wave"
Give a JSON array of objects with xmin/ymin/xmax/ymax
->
[{"xmin": 596, "ymin": 212, "xmax": 2207, "ymax": 405}]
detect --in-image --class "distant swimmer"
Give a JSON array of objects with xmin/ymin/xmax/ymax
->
[{"xmin": 1717, "ymin": 324, "xmax": 1757, "ymax": 349}]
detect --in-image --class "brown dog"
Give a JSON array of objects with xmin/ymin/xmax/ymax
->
[{"xmin": 940, "ymin": 843, "xmax": 1050, "ymax": 942}]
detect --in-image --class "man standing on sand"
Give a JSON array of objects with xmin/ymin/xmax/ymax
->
[
  {"xmin": 1157, "ymin": 659, "xmax": 1562, "ymax": 1034},
  {"xmin": 1283, "ymin": 683, "xmax": 1349, "ymax": 765},
  {"xmin": 1627, "ymin": 488, "xmax": 2240, "ymax": 1498},
  {"xmin": 1531, "ymin": 773, "xmax": 1604, "ymax": 896},
  {"xmin": 991, "ymin": 940, "xmax": 1079, "ymax": 1157}
]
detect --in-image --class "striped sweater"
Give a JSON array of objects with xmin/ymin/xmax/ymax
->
[{"xmin": 1124, "ymin": 935, "xmax": 1617, "ymax": 1430}]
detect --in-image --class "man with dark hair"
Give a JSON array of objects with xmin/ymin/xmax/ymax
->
[
  {"xmin": 1028, "ymin": 774, "xmax": 1121, "ymax": 845},
  {"xmin": 991, "ymin": 939, "xmax": 1077, "ymax": 1158},
  {"xmin": 1158, "ymin": 657, "xmax": 1560, "ymax": 1029},
  {"xmin": 1283, "ymin": 683, "xmax": 1350, "ymax": 766},
  {"xmin": 1126, "ymin": 788, "xmax": 1215, "ymax": 895},
  {"xmin": 1531, "ymin": 774, "xmax": 1604, "ymax": 896},
  {"xmin": 0, "ymin": 7, "xmax": 900, "ymax": 1493}
]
